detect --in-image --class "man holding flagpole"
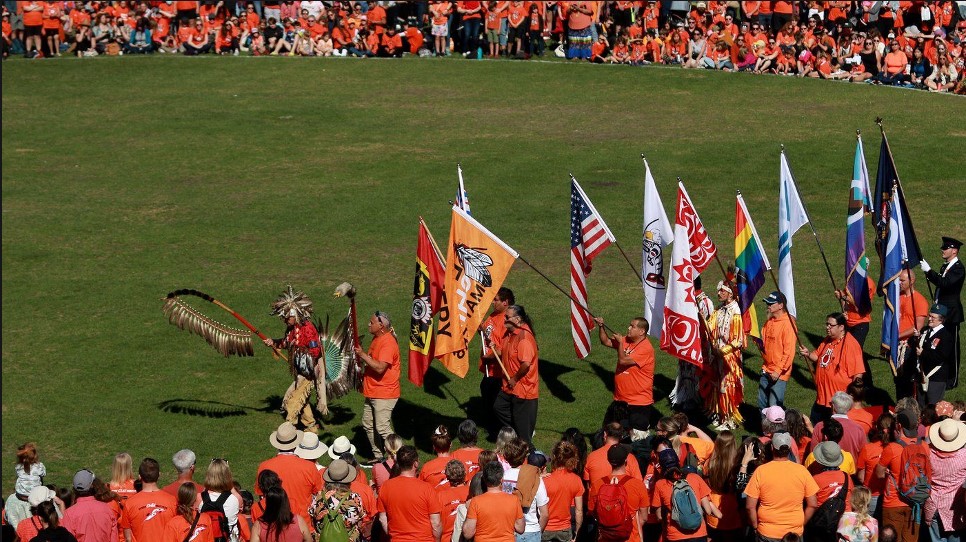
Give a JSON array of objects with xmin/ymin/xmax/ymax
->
[
  {"xmin": 894, "ymin": 269, "xmax": 929, "ymax": 400},
  {"xmin": 478, "ymin": 287, "xmax": 514, "ymax": 439},
  {"xmin": 492, "ymin": 305, "xmax": 539, "ymax": 443}
]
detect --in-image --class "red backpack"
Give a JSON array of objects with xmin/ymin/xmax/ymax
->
[{"xmin": 595, "ymin": 476, "xmax": 633, "ymax": 542}]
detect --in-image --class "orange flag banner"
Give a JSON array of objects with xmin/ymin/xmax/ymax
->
[{"xmin": 434, "ymin": 206, "xmax": 518, "ymax": 378}]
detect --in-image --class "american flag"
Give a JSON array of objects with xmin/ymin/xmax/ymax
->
[{"xmin": 571, "ymin": 178, "xmax": 615, "ymax": 359}]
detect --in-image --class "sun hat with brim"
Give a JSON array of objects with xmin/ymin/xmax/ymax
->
[
  {"xmin": 327, "ymin": 435, "xmax": 357, "ymax": 460},
  {"xmin": 929, "ymin": 419, "xmax": 966, "ymax": 452},
  {"xmin": 814, "ymin": 441, "xmax": 844, "ymax": 468},
  {"xmin": 295, "ymin": 432, "xmax": 328, "ymax": 460},
  {"xmin": 28, "ymin": 486, "xmax": 55, "ymax": 507},
  {"xmin": 270, "ymin": 422, "xmax": 304, "ymax": 451},
  {"xmin": 323, "ymin": 459, "xmax": 358, "ymax": 484}
]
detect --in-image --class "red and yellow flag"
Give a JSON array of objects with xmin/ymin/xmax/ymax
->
[
  {"xmin": 408, "ymin": 219, "xmax": 445, "ymax": 387},
  {"xmin": 434, "ymin": 206, "xmax": 518, "ymax": 378}
]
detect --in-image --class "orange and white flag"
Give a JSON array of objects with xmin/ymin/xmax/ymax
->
[{"xmin": 434, "ymin": 206, "xmax": 518, "ymax": 377}]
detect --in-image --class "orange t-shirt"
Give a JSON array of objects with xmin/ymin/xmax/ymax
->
[
  {"xmin": 255, "ymin": 454, "xmax": 323, "ymax": 525},
  {"xmin": 848, "ymin": 408, "xmax": 874, "ymax": 435},
  {"xmin": 363, "ymin": 333, "xmax": 400, "ymax": 399},
  {"xmin": 110, "ymin": 479, "xmax": 137, "ymax": 500},
  {"xmin": 418, "ymin": 455, "xmax": 452, "ymax": 489},
  {"xmin": 773, "ymin": 1, "xmax": 794, "ymax": 14},
  {"xmin": 583, "ymin": 444, "xmax": 643, "ymax": 483},
  {"xmin": 351, "ymin": 476, "xmax": 377, "ymax": 520},
  {"xmin": 377, "ymin": 476, "xmax": 442, "ymax": 542},
  {"xmin": 543, "ymin": 468, "xmax": 584, "ymax": 531},
  {"xmin": 431, "ymin": 3, "xmax": 450, "ymax": 26},
  {"xmin": 176, "ymin": 1, "xmax": 197, "ymax": 11},
  {"xmin": 813, "ymin": 470, "xmax": 853, "ymax": 510},
  {"xmin": 761, "ymin": 313, "xmax": 797, "ymax": 381},
  {"xmin": 507, "ymin": 4, "xmax": 526, "ymax": 27},
  {"xmin": 502, "ymin": 324, "xmax": 538, "ymax": 399},
  {"xmin": 591, "ymin": 39, "xmax": 606, "ymax": 59},
  {"xmin": 161, "ymin": 514, "xmax": 214, "ymax": 542},
  {"xmin": 744, "ymin": 460, "xmax": 819, "ymax": 539},
  {"xmin": 42, "ymin": 2, "xmax": 62, "ymax": 29},
  {"xmin": 878, "ymin": 437, "xmax": 918, "ymax": 509},
  {"xmin": 436, "ymin": 483, "xmax": 470, "ymax": 542},
  {"xmin": 899, "ymin": 291, "xmax": 929, "ymax": 336},
  {"xmin": 451, "ymin": 446, "xmax": 483, "ymax": 477},
  {"xmin": 485, "ymin": 9, "xmax": 502, "ymax": 30},
  {"xmin": 70, "ymin": 10, "xmax": 91, "ymax": 29},
  {"xmin": 121, "ymin": 489, "xmax": 178, "ymax": 541},
  {"xmin": 813, "ymin": 334, "xmax": 864, "ymax": 407},
  {"xmin": 466, "ymin": 491, "xmax": 524, "ymax": 542},
  {"xmin": 23, "ymin": 2, "xmax": 44, "ymax": 26},
  {"xmin": 856, "ymin": 441, "xmax": 886, "ymax": 497},
  {"xmin": 614, "ymin": 337, "xmax": 655, "ymax": 406},
  {"xmin": 589, "ymin": 474, "xmax": 647, "ymax": 542},
  {"xmin": 845, "ymin": 278, "xmax": 875, "ymax": 326},
  {"xmin": 652, "ymin": 473, "xmax": 712, "ymax": 541}
]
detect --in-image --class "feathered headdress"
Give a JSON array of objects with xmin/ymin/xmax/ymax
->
[{"xmin": 271, "ymin": 286, "xmax": 314, "ymax": 321}]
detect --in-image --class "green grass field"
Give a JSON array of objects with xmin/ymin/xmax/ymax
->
[{"xmin": 3, "ymin": 56, "xmax": 965, "ymax": 494}]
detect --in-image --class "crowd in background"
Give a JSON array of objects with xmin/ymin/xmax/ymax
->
[
  {"xmin": 2, "ymin": 1, "xmax": 966, "ymax": 92},
  {"xmin": 5, "ymin": 399, "xmax": 966, "ymax": 542}
]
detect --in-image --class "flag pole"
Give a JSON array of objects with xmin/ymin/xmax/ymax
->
[
  {"xmin": 782, "ymin": 145, "xmax": 841, "ymax": 295},
  {"xmin": 516, "ymin": 254, "xmax": 619, "ymax": 336},
  {"xmin": 480, "ymin": 331, "xmax": 510, "ymax": 380}
]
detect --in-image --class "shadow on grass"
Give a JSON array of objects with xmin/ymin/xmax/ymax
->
[
  {"xmin": 422, "ymin": 365, "xmax": 452, "ymax": 400},
  {"xmin": 589, "ymin": 362, "xmax": 615, "ymax": 394},
  {"xmin": 158, "ymin": 399, "xmax": 255, "ymax": 418},
  {"xmin": 654, "ymin": 373, "xmax": 675, "ymax": 401},
  {"xmin": 538, "ymin": 358, "xmax": 575, "ymax": 403},
  {"xmin": 387, "ymin": 399, "xmax": 467, "ymax": 456}
]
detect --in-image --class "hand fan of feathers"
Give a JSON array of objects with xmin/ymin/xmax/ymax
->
[{"xmin": 313, "ymin": 313, "xmax": 362, "ymax": 401}]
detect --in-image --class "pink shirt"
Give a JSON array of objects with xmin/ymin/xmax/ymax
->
[
  {"xmin": 62, "ymin": 496, "xmax": 118, "ymax": 542},
  {"xmin": 811, "ymin": 415, "xmax": 868, "ymax": 457},
  {"xmin": 923, "ymin": 446, "xmax": 966, "ymax": 531}
]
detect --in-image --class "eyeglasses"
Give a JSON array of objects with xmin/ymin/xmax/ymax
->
[{"xmin": 825, "ymin": 322, "xmax": 841, "ymax": 328}]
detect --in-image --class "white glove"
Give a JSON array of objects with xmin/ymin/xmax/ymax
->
[{"xmin": 920, "ymin": 260, "xmax": 931, "ymax": 273}]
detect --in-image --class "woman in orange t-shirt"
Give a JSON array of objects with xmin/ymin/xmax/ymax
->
[
  {"xmin": 565, "ymin": 1, "xmax": 594, "ymax": 60},
  {"xmin": 42, "ymin": 1, "xmax": 63, "ymax": 56},
  {"xmin": 704, "ymin": 431, "xmax": 745, "ymax": 539},
  {"xmin": 542, "ymin": 441, "xmax": 584, "ymax": 541},
  {"xmin": 355, "ymin": 311, "xmax": 400, "ymax": 463}
]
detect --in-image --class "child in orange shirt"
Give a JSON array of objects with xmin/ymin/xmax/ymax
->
[{"xmin": 607, "ymin": 35, "xmax": 630, "ymax": 64}]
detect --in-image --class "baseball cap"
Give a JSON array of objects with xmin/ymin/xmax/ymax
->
[
  {"xmin": 763, "ymin": 291, "xmax": 787, "ymax": 305},
  {"xmin": 762, "ymin": 405, "xmax": 786, "ymax": 424},
  {"xmin": 73, "ymin": 469, "xmax": 96, "ymax": 492},
  {"xmin": 527, "ymin": 450, "xmax": 548, "ymax": 469},
  {"xmin": 771, "ymin": 432, "xmax": 792, "ymax": 450}
]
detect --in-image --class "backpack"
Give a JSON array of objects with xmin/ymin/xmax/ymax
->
[
  {"xmin": 806, "ymin": 471, "xmax": 850, "ymax": 536},
  {"xmin": 891, "ymin": 438, "xmax": 932, "ymax": 521},
  {"xmin": 679, "ymin": 442, "xmax": 701, "ymax": 474},
  {"xmin": 595, "ymin": 476, "xmax": 633, "ymax": 542},
  {"xmin": 670, "ymin": 477, "xmax": 703, "ymax": 532},
  {"xmin": 200, "ymin": 491, "xmax": 232, "ymax": 542},
  {"xmin": 316, "ymin": 497, "xmax": 349, "ymax": 542}
]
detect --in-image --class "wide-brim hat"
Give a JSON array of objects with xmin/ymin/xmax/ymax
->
[
  {"xmin": 929, "ymin": 419, "xmax": 966, "ymax": 452},
  {"xmin": 270, "ymin": 422, "xmax": 304, "ymax": 451},
  {"xmin": 327, "ymin": 435, "xmax": 357, "ymax": 460},
  {"xmin": 295, "ymin": 432, "xmax": 328, "ymax": 460},
  {"xmin": 322, "ymin": 459, "xmax": 357, "ymax": 484},
  {"xmin": 814, "ymin": 441, "xmax": 844, "ymax": 468}
]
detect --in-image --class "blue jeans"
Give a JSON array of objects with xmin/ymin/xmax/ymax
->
[
  {"xmin": 758, "ymin": 374, "xmax": 787, "ymax": 409},
  {"xmin": 930, "ymin": 513, "xmax": 962, "ymax": 542},
  {"xmin": 516, "ymin": 531, "xmax": 541, "ymax": 542},
  {"xmin": 462, "ymin": 18, "xmax": 481, "ymax": 55}
]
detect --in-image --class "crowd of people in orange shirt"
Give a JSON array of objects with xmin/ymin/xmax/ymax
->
[
  {"xmin": 2, "ymin": 2, "xmax": 964, "ymax": 92},
  {"xmin": 5, "ymin": 401, "xmax": 966, "ymax": 542}
]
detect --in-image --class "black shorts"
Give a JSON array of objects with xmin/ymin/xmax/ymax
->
[
  {"xmin": 24, "ymin": 25, "xmax": 42, "ymax": 38},
  {"xmin": 43, "ymin": 27, "xmax": 59, "ymax": 38}
]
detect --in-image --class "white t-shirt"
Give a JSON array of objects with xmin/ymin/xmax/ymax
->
[
  {"xmin": 501, "ymin": 467, "xmax": 548, "ymax": 533},
  {"xmin": 202, "ymin": 490, "xmax": 241, "ymax": 541}
]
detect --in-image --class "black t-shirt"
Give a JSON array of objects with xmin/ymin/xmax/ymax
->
[
  {"xmin": 264, "ymin": 25, "xmax": 283, "ymax": 41},
  {"xmin": 30, "ymin": 527, "xmax": 78, "ymax": 542}
]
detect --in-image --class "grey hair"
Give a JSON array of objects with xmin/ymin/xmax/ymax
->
[
  {"xmin": 172, "ymin": 449, "xmax": 196, "ymax": 474},
  {"xmin": 830, "ymin": 391, "xmax": 854, "ymax": 415}
]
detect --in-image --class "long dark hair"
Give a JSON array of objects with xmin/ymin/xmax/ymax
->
[
  {"xmin": 261, "ymin": 486, "xmax": 294, "ymax": 541},
  {"xmin": 176, "ymin": 482, "xmax": 198, "ymax": 523},
  {"xmin": 509, "ymin": 305, "xmax": 535, "ymax": 337},
  {"xmin": 35, "ymin": 500, "xmax": 60, "ymax": 530}
]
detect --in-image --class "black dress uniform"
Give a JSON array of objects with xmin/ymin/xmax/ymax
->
[{"xmin": 923, "ymin": 237, "xmax": 964, "ymax": 387}]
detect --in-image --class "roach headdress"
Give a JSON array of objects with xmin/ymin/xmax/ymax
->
[{"xmin": 271, "ymin": 286, "xmax": 314, "ymax": 322}]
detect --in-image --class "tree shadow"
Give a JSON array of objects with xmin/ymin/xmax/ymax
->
[
  {"xmin": 538, "ymin": 358, "xmax": 575, "ymax": 403},
  {"xmin": 802, "ymin": 330, "xmax": 824, "ymax": 347},
  {"xmin": 388, "ymin": 398, "xmax": 467, "ymax": 455},
  {"xmin": 158, "ymin": 399, "xmax": 256, "ymax": 418}
]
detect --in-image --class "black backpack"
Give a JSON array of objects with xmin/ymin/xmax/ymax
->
[
  {"xmin": 806, "ymin": 471, "xmax": 850, "ymax": 537},
  {"xmin": 200, "ymin": 491, "xmax": 233, "ymax": 542}
]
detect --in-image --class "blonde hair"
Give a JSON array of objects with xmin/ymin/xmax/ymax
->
[
  {"xmin": 111, "ymin": 453, "xmax": 134, "ymax": 486},
  {"xmin": 384, "ymin": 434, "xmax": 404, "ymax": 459},
  {"xmin": 851, "ymin": 486, "xmax": 872, "ymax": 526},
  {"xmin": 204, "ymin": 459, "xmax": 235, "ymax": 493}
]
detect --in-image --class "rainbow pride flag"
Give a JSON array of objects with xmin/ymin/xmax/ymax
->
[{"xmin": 735, "ymin": 193, "xmax": 771, "ymax": 344}]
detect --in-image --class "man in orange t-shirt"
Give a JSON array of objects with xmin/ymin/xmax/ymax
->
[
  {"xmin": 377, "ymin": 446, "xmax": 443, "ymax": 542},
  {"xmin": 122, "ymin": 458, "xmax": 177, "ymax": 542},
  {"xmin": 256, "ymin": 423, "xmax": 323, "ymax": 526},
  {"xmin": 595, "ymin": 316, "xmax": 656, "ymax": 436},
  {"xmin": 479, "ymin": 287, "xmax": 512, "ymax": 437},
  {"xmin": 492, "ymin": 305, "xmax": 539, "ymax": 443},
  {"xmin": 589, "ymin": 445, "xmax": 647, "ymax": 542},
  {"xmin": 355, "ymin": 311, "xmax": 401, "ymax": 463},
  {"xmin": 583, "ymin": 422, "xmax": 644, "ymax": 485},
  {"xmin": 463, "ymin": 462, "xmax": 524, "ymax": 541},
  {"xmin": 799, "ymin": 312, "xmax": 864, "ymax": 424},
  {"xmin": 759, "ymin": 291, "xmax": 797, "ymax": 409},
  {"xmin": 895, "ymin": 269, "xmax": 929, "ymax": 399},
  {"xmin": 435, "ymin": 462, "xmax": 469, "ymax": 542},
  {"xmin": 746, "ymin": 433, "xmax": 819, "ymax": 540}
]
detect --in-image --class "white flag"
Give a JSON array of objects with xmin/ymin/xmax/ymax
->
[
  {"xmin": 642, "ymin": 159, "xmax": 673, "ymax": 339},
  {"xmin": 778, "ymin": 151, "xmax": 810, "ymax": 317}
]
